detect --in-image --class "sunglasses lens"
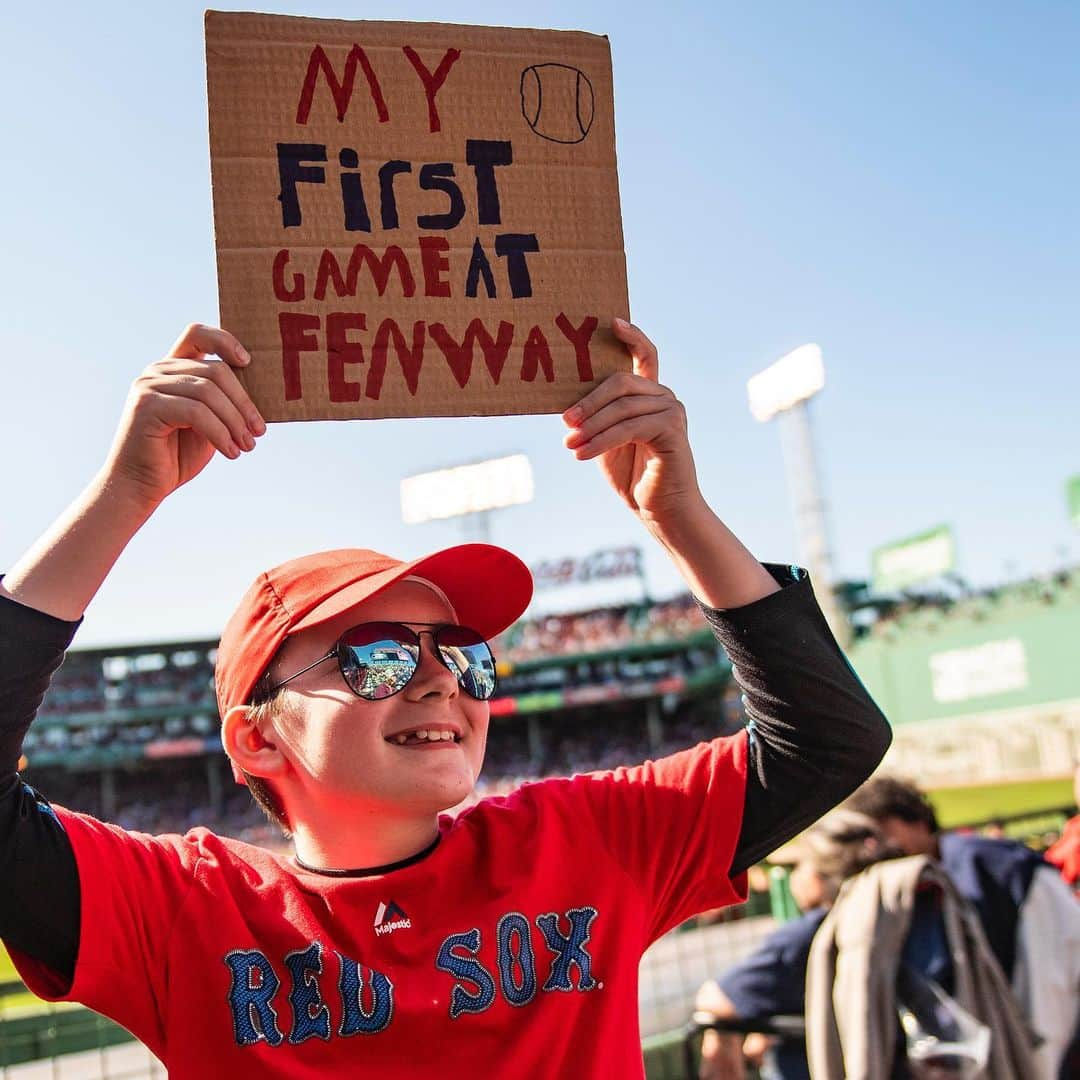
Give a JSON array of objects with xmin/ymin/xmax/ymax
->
[
  {"xmin": 436, "ymin": 626, "xmax": 497, "ymax": 701},
  {"xmin": 336, "ymin": 623, "xmax": 497, "ymax": 701},
  {"xmin": 338, "ymin": 623, "xmax": 419, "ymax": 700}
]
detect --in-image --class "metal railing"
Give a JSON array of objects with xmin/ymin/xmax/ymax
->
[{"xmin": 0, "ymin": 981, "xmax": 162, "ymax": 1079}]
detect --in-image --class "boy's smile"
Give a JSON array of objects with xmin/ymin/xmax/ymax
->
[{"xmin": 386, "ymin": 723, "xmax": 463, "ymax": 747}]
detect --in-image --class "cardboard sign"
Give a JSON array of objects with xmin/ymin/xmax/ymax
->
[{"xmin": 205, "ymin": 12, "xmax": 630, "ymax": 422}]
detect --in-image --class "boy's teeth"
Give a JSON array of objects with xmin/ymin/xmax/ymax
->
[{"xmin": 390, "ymin": 729, "xmax": 457, "ymax": 744}]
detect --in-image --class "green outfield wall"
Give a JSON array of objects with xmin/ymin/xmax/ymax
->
[{"xmin": 849, "ymin": 581, "xmax": 1080, "ymax": 728}]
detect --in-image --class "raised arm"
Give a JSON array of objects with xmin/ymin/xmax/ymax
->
[
  {"xmin": 562, "ymin": 321, "xmax": 891, "ymax": 873},
  {"xmin": 0, "ymin": 324, "xmax": 263, "ymax": 985},
  {"xmin": 562, "ymin": 318, "xmax": 778, "ymax": 610}
]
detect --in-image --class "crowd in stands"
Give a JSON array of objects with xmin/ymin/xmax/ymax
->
[
  {"xmin": 22, "ymin": 709, "xmax": 218, "ymax": 758},
  {"xmin": 36, "ymin": 646, "xmax": 217, "ymax": 719},
  {"xmin": 860, "ymin": 562, "xmax": 1080, "ymax": 639},
  {"xmin": 495, "ymin": 594, "xmax": 707, "ymax": 662},
  {"xmin": 35, "ymin": 763, "xmax": 286, "ymax": 850}
]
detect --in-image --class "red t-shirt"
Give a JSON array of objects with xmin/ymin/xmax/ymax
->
[{"xmin": 14, "ymin": 735, "xmax": 748, "ymax": 1078}]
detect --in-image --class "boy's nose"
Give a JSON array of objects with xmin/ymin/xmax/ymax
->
[{"xmin": 407, "ymin": 631, "xmax": 458, "ymax": 698}]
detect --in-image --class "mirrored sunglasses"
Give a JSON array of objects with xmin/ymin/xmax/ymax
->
[{"xmin": 267, "ymin": 621, "xmax": 497, "ymax": 702}]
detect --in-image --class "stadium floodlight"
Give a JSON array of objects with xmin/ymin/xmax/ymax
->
[
  {"xmin": 401, "ymin": 454, "xmax": 534, "ymax": 526},
  {"xmin": 748, "ymin": 344, "xmax": 848, "ymax": 644},
  {"xmin": 746, "ymin": 344, "xmax": 825, "ymax": 423}
]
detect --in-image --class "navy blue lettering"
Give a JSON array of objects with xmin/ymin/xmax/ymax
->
[
  {"xmin": 224, "ymin": 950, "xmax": 285, "ymax": 1047},
  {"xmin": 338, "ymin": 148, "xmax": 371, "ymax": 232},
  {"xmin": 277, "ymin": 144, "xmax": 327, "ymax": 228},
  {"xmin": 465, "ymin": 239, "xmax": 497, "ymax": 298},
  {"xmin": 496, "ymin": 913, "xmax": 537, "ymax": 1007},
  {"xmin": 466, "ymin": 139, "xmax": 512, "ymax": 225},
  {"xmin": 495, "ymin": 233, "xmax": 540, "ymax": 298},
  {"xmin": 378, "ymin": 161, "xmax": 412, "ymax": 230},
  {"xmin": 338, "ymin": 954, "xmax": 394, "ymax": 1035},
  {"xmin": 537, "ymin": 907, "xmax": 598, "ymax": 992},
  {"xmin": 417, "ymin": 163, "xmax": 465, "ymax": 230},
  {"xmin": 435, "ymin": 928, "xmax": 497, "ymax": 1019}
]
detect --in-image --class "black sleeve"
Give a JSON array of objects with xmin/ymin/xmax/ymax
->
[
  {"xmin": 0, "ymin": 586, "xmax": 83, "ymax": 984},
  {"xmin": 699, "ymin": 565, "xmax": 892, "ymax": 876}
]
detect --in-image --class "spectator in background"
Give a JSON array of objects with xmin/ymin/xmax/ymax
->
[
  {"xmin": 1045, "ymin": 761, "xmax": 1080, "ymax": 893},
  {"xmin": 847, "ymin": 775, "xmax": 1080, "ymax": 1079},
  {"xmin": 694, "ymin": 810, "xmax": 892, "ymax": 1080}
]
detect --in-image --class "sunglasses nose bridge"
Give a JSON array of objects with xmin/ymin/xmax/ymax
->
[{"xmin": 405, "ymin": 629, "xmax": 460, "ymax": 695}]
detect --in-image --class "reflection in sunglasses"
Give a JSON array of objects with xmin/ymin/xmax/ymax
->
[{"xmin": 335, "ymin": 624, "xmax": 497, "ymax": 702}]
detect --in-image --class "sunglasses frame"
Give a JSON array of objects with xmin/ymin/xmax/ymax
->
[{"xmin": 263, "ymin": 621, "xmax": 497, "ymax": 702}]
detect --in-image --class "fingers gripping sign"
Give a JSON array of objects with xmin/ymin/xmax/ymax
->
[
  {"xmin": 104, "ymin": 325, "xmax": 267, "ymax": 510},
  {"xmin": 561, "ymin": 319, "xmax": 701, "ymax": 523}
]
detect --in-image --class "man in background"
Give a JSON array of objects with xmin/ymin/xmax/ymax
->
[{"xmin": 847, "ymin": 775, "xmax": 1080, "ymax": 1079}]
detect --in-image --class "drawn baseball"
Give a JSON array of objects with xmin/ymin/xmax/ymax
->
[{"xmin": 520, "ymin": 63, "xmax": 595, "ymax": 144}]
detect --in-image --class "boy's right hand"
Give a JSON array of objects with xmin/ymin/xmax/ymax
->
[{"xmin": 102, "ymin": 324, "xmax": 266, "ymax": 509}]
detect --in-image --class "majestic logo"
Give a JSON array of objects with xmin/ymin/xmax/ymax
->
[{"xmin": 374, "ymin": 901, "xmax": 412, "ymax": 936}]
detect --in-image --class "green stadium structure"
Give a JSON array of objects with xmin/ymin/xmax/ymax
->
[{"xmin": 849, "ymin": 567, "xmax": 1080, "ymax": 789}]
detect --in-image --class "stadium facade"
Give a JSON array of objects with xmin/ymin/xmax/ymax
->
[{"xmin": 849, "ymin": 568, "xmax": 1080, "ymax": 789}]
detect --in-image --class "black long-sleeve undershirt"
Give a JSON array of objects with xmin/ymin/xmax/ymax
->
[
  {"xmin": 0, "ymin": 590, "xmax": 82, "ymax": 977},
  {"xmin": 0, "ymin": 564, "xmax": 891, "ymax": 987}
]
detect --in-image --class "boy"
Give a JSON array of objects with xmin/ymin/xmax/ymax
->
[{"xmin": 0, "ymin": 319, "xmax": 890, "ymax": 1077}]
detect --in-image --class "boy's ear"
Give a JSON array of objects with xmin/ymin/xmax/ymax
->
[{"xmin": 221, "ymin": 705, "xmax": 288, "ymax": 780}]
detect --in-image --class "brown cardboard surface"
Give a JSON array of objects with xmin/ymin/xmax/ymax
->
[{"xmin": 205, "ymin": 11, "xmax": 630, "ymax": 422}]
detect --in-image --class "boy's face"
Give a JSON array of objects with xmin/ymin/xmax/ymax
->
[{"xmin": 264, "ymin": 579, "xmax": 489, "ymax": 820}]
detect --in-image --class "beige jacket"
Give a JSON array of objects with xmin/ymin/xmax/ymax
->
[{"xmin": 805, "ymin": 855, "xmax": 1037, "ymax": 1079}]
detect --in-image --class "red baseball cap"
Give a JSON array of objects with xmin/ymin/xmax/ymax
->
[{"xmin": 214, "ymin": 543, "xmax": 533, "ymax": 720}]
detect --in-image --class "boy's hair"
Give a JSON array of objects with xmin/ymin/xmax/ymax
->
[
  {"xmin": 845, "ymin": 775, "xmax": 940, "ymax": 835},
  {"xmin": 241, "ymin": 668, "xmax": 291, "ymax": 834}
]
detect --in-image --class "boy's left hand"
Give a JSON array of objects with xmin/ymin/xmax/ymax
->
[{"xmin": 563, "ymin": 319, "xmax": 703, "ymax": 531}]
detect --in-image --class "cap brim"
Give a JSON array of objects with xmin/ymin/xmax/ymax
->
[{"xmin": 290, "ymin": 543, "xmax": 533, "ymax": 642}]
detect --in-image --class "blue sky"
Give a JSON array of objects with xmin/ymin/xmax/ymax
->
[{"xmin": 1, "ymin": 1, "xmax": 1076, "ymax": 646}]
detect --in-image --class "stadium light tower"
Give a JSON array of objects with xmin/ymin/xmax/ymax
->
[
  {"xmin": 747, "ymin": 344, "xmax": 849, "ymax": 645},
  {"xmin": 400, "ymin": 454, "xmax": 535, "ymax": 543}
]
